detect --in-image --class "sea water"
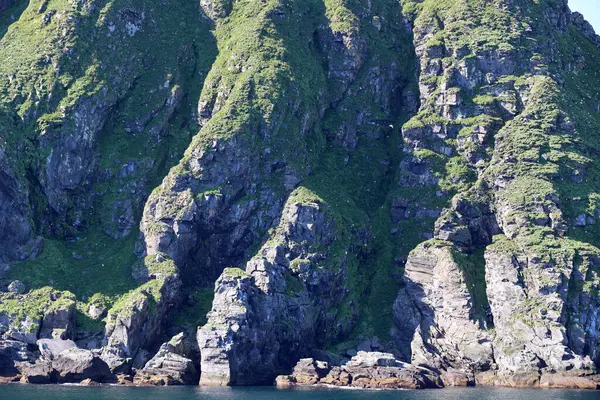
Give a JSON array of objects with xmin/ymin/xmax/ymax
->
[{"xmin": 0, "ymin": 385, "xmax": 598, "ymax": 400}]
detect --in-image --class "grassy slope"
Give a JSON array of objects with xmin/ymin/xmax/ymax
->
[{"xmin": 1, "ymin": 0, "xmax": 216, "ymax": 325}]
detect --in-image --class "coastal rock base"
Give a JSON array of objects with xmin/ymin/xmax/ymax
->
[
  {"xmin": 276, "ymin": 352, "xmax": 443, "ymax": 390},
  {"xmin": 277, "ymin": 352, "xmax": 600, "ymax": 391},
  {"xmin": 475, "ymin": 370, "xmax": 600, "ymax": 390}
]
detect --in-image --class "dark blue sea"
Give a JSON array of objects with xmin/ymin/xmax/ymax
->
[{"xmin": 0, "ymin": 385, "xmax": 599, "ymax": 400}]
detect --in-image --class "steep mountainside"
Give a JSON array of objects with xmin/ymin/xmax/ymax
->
[{"xmin": 0, "ymin": 0, "xmax": 600, "ymax": 389}]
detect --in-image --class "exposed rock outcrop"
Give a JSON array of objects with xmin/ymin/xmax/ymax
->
[
  {"xmin": 393, "ymin": 0, "xmax": 600, "ymax": 389},
  {"xmin": 101, "ymin": 255, "xmax": 181, "ymax": 373},
  {"xmin": 0, "ymin": 146, "xmax": 37, "ymax": 263},
  {"xmin": 133, "ymin": 332, "xmax": 199, "ymax": 386},
  {"xmin": 134, "ymin": 347, "xmax": 197, "ymax": 385},
  {"xmin": 0, "ymin": 288, "xmax": 76, "ymax": 345},
  {"xmin": 399, "ymin": 242, "xmax": 493, "ymax": 373},
  {"xmin": 277, "ymin": 352, "xmax": 443, "ymax": 389},
  {"xmin": 51, "ymin": 348, "xmax": 111, "ymax": 383},
  {"xmin": 0, "ymin": 339, "xmax": 35, "ymax": 377},
  {"xmin": 198, "ymin": 187, "xmax": 360, "ymax": 385},
  {"xmin": 17, "ymin": 343, "xmax": 111, "ymax": 384}
]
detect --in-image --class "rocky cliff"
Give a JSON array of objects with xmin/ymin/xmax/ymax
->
[{"xmin": 0, "ymin": 0, "xmax": 599, "ymax": 390}]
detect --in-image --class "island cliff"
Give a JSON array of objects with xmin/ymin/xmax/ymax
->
[{"xmin": 1, "ymin": 0, "xmax": 600, "ymax": 390}]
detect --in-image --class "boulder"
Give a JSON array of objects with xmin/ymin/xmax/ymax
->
[
  {"xmin": 37, "ymin": 339, "xmax": 77, "ymax": 360},
  {"xmin": 319, "ymin": 367, "xmax": 352, "ymax": 386},
  {"xmin": 52, "ymin": 348, "xmax": 111, "ymax": 383},
  {"xmin": 289, "ymin": 358, "xmax": 329, "ymax": 385},
  {"xmin": 274, "ymin": 374, "xmax": 295, "ymax": 388},
  {"xmin": 441, "ymin": 368, "xmax": 474, "ymax": 387},
  {"xmin": 339, "ymin": 352, "xmax": 443, "ymax": 389},
  {"xmin": 133, "ymin": 342, "xmax": 198, "ymax": 385},
  {"xmin": 88, "ymin": 304, "xmax": 106, "ymax": 320},
  {"xmin": 7, "ymin": 281, "xmax": 26, "ymax": 294},
  {"xmin": 345, "ymin": 351, "xmax": 399, "ymax": 368},
  {"xmin": 20, "ymin": 360, "xmax": 54, "ymax": 384},
  {"xmin": 167, "ymin": 331, "xmax": 199, "ymax": 361}
]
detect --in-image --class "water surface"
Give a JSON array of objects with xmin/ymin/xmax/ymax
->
[{"xmin": 1, "ymin": 385, "xmax": 599, "ymax": 400}]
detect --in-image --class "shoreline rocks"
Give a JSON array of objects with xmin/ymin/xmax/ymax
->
[
  {"xmin": 133, "ymin": 341, "xmax": 199, "ymax": 386},
  {"xmin": 276, "ymin": 352, "xmax": 600, "ymax": 391},
  {"xmin": 1, "ymin": 350, "xmax": 599, "ymax": 390},
  {"xmin": 276, "ymin": 352, "xmax": 444, "ymax": 390}
]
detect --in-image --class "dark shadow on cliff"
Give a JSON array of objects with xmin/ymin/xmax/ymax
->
[{"xmin": 0, "ymin": 0, "xmax": 28, "ymax": 41}]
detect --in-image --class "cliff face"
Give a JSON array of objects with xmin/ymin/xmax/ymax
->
[{"xmin": 1, "ymin": 0, "xmax": 600, "ymax": 388}]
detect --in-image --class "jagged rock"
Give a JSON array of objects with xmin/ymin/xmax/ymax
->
[
  {"xmin": 37, "ymin": 339, "xmax": 77, "ymax": 360},
  {"xmin": 200, "ymin": 0, "xmax": 233, "ymax": 20},
  {"xmin": 434, "ymin": 196, "xmax": 500, "ymax": 248},
  {"xmin": 101, "ymin": 255, "xmax": 181, "ymax": 373},
  {"xmin": 199, "ymin": 188, "xmax": 359, "ymax": 385},
  {"xmin": 114, "ymin": 374, "xmax": 134, "ymax": 385},
  {"xmin": 391, "ymin": 288, "xmax": 420, "ymax": 361},
  {"xmin": 0, "ymin": 289, "xmax": 77, "ymax": 345},
  {"xmin": 401, "ymin": 243, "xmax": 493, "ymax": 371},
  {"xmin": 571, "ymin": 12, "xmax": 600, "ymax": 49},
  {"xmin": 140, "ymin": 136, "xmax": 282, "ymax": 284},
  {"xmin": 0, "ymin": 339, "xmax": 36, "ymax": 377},
  {"xmin": 1, "ymin": 0, "xmax": 600, "ymax": 391},
  {"xmin": 484, "ymin": 245, "xmax": 596, "ymax": 380},
  {"xmin": 131, "ymin": 349, "xmax": 152, "ymax": 371},
  {"xmin": 39, "ymin": 302, "xmax": 76, "ymax": 340},
  {"xmin": 134, "ymin": 342, "xmax": 198, "ymax": 386},
  {"xmin": 309, "ymin": 349, "xmax": 345, "ymax": 366},
  {"xmin": 88, "ymin": 303, "xmax": 106, "ymax": 320},
  {"xmin": 290, "ymin": 358, "xmax": 329, "ymax": 385},
  {"xmin": 3, "ymin": 316, "xmax": 39, "ymax": 345},
  {"xmin": 20, "ymin": 360, "xmax": 54, "ymax": 384},
  {"xmin": 197, "ymin": 268, "xmax": 256, "ymax": 386},
  {"xmin": 52, "ymin": 348, "xmax": 111, "ymax": 383},
  {"xmin": 75, "ymin": 331, "xmax": 104, "ymax": 351},
  {"xmin": 7, "ymin": 281, "xmax": 25, "ymax": 294},
  {"xmin": 346, "ymin": 351, "xmax": 398, "ymax": 368},
  {"xmin": 441, "ymin": 368, "xmax": 474, "ymax": 387},
  {"xmin": 101, "ymin": 277, "xmax": 181, "ymax": 373},
  {"xmin": 166, "ymin": 331, "xmax": 200, "ymax": 362},
  {"xmin": 288, "ymin": 352, "xmax": 444, "ymax": 389}
]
